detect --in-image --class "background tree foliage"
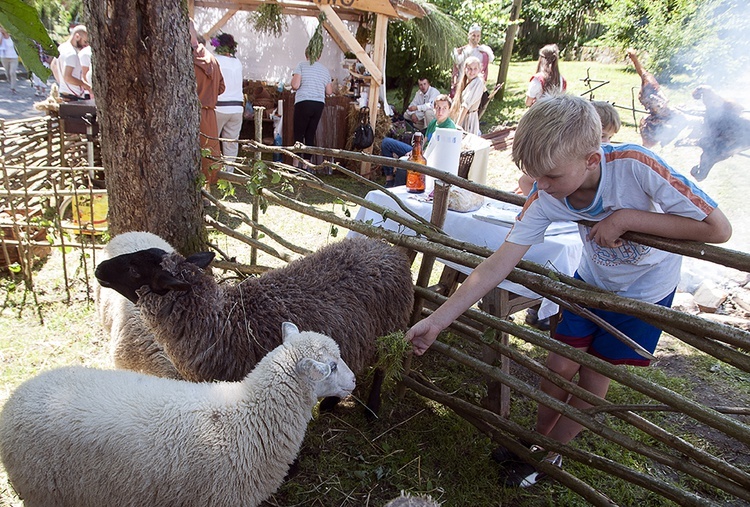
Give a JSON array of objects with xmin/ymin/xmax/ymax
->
[
  {"xmin": 34, "ymin": 0, "xmax": 82, "ymax": 41},
  {"xmin": 431, "ymin": 0, "xmax": 511, "ymax": 51},
  {"xmin": 385, "ymin": 2, "xmax": 465, "ymax": 111},
  {"xmin": 0, "ymin": 0, "xmax": 58, "ymax": 80},
  {"xmin": 515, "ymin": 0, "xmax": 608, "ymax": 57},
  {"xmin": 595, "ymin": 0, "xmax": 750, "ymax": 85}
]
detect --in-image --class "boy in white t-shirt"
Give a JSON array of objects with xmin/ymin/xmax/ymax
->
[{"xmin": 406, "ymin": 94, "xmax": 732, "ymax": 486}]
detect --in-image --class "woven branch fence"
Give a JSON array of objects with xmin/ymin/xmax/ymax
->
[{"xmin": 1, "ymin": 115, "xmax": 749, "ymax": 505}]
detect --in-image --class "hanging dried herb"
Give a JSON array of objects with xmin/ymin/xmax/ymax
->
[
  {"xmin": 355, "ymin": 13, "xmax": 373, "ymax": 48},
  {"xmin": 306, "ymin": 12, "xmax": 326, "ymax": 64},
  {"xmin": 249, "ymin": 3, "xmax": 287, "ymax": 37}
]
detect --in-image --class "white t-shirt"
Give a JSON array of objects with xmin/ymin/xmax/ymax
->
[
  {"xmin": 56, "ymin": 41, "xmax": 85, "ymax": 96},
  {"xmin": 292, "ymin": 61, "xmax": 331, "ymax": 104},
  {"xmin": 408, "ymin": 86, "xmax": 441, "ymax": 120},
  {"xmin": 526, "ymin": 75, "xmax": 566, "ymax": 102},
  {"xmin": 0, "ymin": 35, "xmax": 18, "ymax": 59},
  {"xmin": 79, "ymin": 46, "xmax": 92, "ymax": 84},
  {"xmin": 506, "ymin": 144, "xmax": 717, "ymax": 303},
  {"xmin": 215, "ymin": 54, "xmax": 244, "ymax": 115}
]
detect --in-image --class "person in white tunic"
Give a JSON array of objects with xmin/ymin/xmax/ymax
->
[
  {"xmin": 211, "ymin": 33, "xmax": 244, "ymax": 172},
  {"xmin": 406, "ymin": 77, "xmax": 440, "ymax": 130},
  {"xmin": 451, "ymin": 23, "xmax": 494, "ymax": 98},
  {"xmin": 450, "ymin": 56, "xmax": 485, "ymax": 135}
]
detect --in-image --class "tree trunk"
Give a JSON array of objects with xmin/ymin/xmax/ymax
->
[
  {"xmin": 82, "ymin": 0, "xmax": 206, "ymax": 254},
  {"xmin": 496, "ymin": 0, "xmax": 523, "ymax": 103}
]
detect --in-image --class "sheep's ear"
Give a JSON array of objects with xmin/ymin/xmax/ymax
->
[
  {"xmin": 185, "ymin": 252, "xmax": 215, "ymax": 269},
  {"xmin": 281, "ymin": 322, "xmax": 300, "ymax": 342},
  {"xmin": 297, "ymin": 358, "xmax": 331, "ymax": 382},
  {"xmin": 150, "ymin": 271, "xmax": 191, "ymax": 295}
]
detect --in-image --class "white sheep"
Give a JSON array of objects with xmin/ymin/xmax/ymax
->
[
  {"xmin": 94, "ymin": 231, "xmax": 181, "ymax": 378},
  {"xmin": 0, "ymin": 322, "xmax": 355, "ymax": 507}
]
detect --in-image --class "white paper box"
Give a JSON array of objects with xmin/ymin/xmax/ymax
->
[{"xmin": 425, "ymin": 127, "xmax": 462, "ymax": 192}]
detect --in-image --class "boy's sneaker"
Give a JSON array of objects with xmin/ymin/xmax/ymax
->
[{"xmin": 501, "ymin": 447, "xmax": 562, "ymax": 488}]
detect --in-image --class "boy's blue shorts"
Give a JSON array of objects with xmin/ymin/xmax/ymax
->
[{"xmin": 553, "ymin": 289, "xmax": 675, "ymax": 367}]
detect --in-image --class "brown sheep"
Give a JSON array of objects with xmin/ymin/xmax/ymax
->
[{"xmin": 95, "ymin": 236, "xmax": 414, "ymax": 415}]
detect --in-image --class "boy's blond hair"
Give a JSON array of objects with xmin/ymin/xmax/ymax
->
[
  {"xmin": 512, "ymin": 94, "xmax": 601, "ymax": 178},
  {"xmin": 592, "ymin": 100, "xmax": 621, "ymax": 135},
  {"xmin": 433, "ymin": 93, "xmax": 452, "ymax": 108}
]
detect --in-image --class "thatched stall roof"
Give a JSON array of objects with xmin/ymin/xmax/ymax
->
[
  {"xmin": 193, "ymin": 0, "xmax": 425, "ymax": 22},
  {"xmin": 189, "ymin": 0, "xmax": 426, "ymax": 130}
]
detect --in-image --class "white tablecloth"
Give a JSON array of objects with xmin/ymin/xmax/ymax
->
[
  {"xmin": 461, "ymin": 132, "xmax": 491, "ymax": 184},
  {"xmin": 348, "ymin": 187, "xmax": 583, "ymax": 319}
]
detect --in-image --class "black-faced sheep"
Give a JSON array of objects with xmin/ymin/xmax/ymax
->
[
  {"xmin": 94, "ymin": 231, "xmax": 181, "ymax": 379},
  {"xmin": 0, "ymin": 322, "xmax": 355, "ymax": 507},
  {"xmin": 95, "ymin": 236, "xmax": 414, "ymax": 414}
]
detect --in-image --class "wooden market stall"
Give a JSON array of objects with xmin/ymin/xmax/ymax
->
[{"xmin": 189, "ymin": 0, "xmax": 426, "ymax": 174}]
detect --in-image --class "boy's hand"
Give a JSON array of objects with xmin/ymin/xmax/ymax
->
[
  {"xmin": 589, "ymin": 211, "xmax": 628, "ymax": 248},
  {"xmin": 405, "ymin": 317, "xmax": 443, "ymax": 356}
]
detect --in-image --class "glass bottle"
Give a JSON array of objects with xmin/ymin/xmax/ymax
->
[{"xmin": 406, "ymin": 132, "xmax": 426, "ymax": 194}]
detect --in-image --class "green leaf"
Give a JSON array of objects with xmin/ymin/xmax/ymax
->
[
  {"xmin": 252, "ymin": 159, "xmax": 267, "ymax": 173},
  {"xmin": 258, "ymin": 196, "xmax": 268, "ymax": 213},
  {"xmin": 480, "ymin": 328, "xmax": 496, "ymax": 344},
  {"xmin": 0, "ymin": 0, "xmax": 58, "ymax": 81}
]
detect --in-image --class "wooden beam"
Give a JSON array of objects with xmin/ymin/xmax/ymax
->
[
  {"xmin": 195, "ymin": 0, "xmax": 360, "ymax": 20},
  {"xmin": 367, "ymin": 13, "xmax": 387, "ymax": 122},
  {"xmin": 359, "ymin": 12, "xmax": 388, "ymax": 177},
  {"xmin": 188, "ymin": 0, "xmax": 195, "ymax": 18},
  {"xmin": 194, "ymin": 0, "xmax": 425, "ymax": 21},
  {"xmin": 314, "ymin": 0, "xmax": 396, "ymax": 17},
  {"xmin": 317, "ymin": 5, "xmax": 382, "ymax": 83},
  {"xmin": 202, "ymin": 8, "xmax": 239, "ymax": 40}
]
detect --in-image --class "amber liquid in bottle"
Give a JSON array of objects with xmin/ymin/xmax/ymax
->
[{"xmin": 406, "ymin": 132, "xmax": 426, "ymax": 194}]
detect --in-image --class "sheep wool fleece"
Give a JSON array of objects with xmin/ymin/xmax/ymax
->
[
  {"xmin": 0, "ymin": 329, "xmax": 355, "ymax": 507},
  {"xmin": 95, "ymin": 231, "xmax": 181, "ymax": 378},
  {"xmin": 138, "ymin": 237, "xmax": 414, "ymax": 382}
]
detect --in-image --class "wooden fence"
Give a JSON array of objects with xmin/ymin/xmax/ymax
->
[{"xmin": 1, "ymin": 115, "xmax": 749, "ymax": 506}]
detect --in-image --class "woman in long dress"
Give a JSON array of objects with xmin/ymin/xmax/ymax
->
[{"xmin": 450, "ymin": 56, "xmax": 485, "ymax": 135}]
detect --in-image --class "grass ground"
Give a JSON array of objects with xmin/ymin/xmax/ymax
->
[
  {"xmin": 1, "ymin": 58, "xmax": 749, "ymax": 506},
  {"xmin": 480, "ymin": 57, "xmax": 691, "ymax": 142}
]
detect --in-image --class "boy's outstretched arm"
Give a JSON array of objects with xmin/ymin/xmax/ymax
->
[
  {"xmin": 407, "ymin": 241, "xmax": 531, "ymax": 355},
  {"xmin": 589, "ymin": 208, "xmax": 732, "ymax": 248}
]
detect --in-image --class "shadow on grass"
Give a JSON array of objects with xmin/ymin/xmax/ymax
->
[{"xmin": 219, "ymin": 172, "xmax": 374, "ymax": 208}]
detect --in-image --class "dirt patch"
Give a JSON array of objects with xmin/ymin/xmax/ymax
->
[{"xmin": 654, "ymin": 335, "xmax": 750, "ymax": 470}]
